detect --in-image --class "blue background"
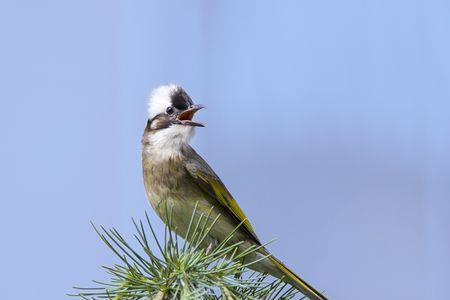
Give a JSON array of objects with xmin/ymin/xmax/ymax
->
[{"xmin": 1, "ymin": 1, "xmax": 449, "ymax": 299}]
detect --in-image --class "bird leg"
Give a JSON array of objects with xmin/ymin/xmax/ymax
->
[
  {"xmin": 234, "ymin": 256, "xmax": 246, "ymax": 279},
  {"xmin": 205, "ymin": 242, "xmax": 214, "ymax": 255}
]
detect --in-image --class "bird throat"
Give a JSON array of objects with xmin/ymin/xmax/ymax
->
[{"xmin": 142, "ymin": 124, "xmax": 195, "ymax": 162}]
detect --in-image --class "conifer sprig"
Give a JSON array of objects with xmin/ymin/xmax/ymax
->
[{"xmin": 72, "ymin": 206, "xmax": 304, "ymax": 299}]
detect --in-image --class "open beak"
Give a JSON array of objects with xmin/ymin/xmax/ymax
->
[{"xmin": 176, "ymin": 104, "xmax": 205, "ymax": 127}]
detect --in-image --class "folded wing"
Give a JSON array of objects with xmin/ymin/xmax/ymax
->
[{"xmin": 184, "ymin": 147, "xmax": 261, "ymax": 245}]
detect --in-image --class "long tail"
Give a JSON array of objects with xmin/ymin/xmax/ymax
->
[{"xmin": 268, "ymin": 255, "xmax": 328, "ymax": 300}]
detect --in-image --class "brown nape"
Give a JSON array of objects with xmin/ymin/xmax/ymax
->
[
  {"xmin": 145, "ymin": 119, "xmax": 152, "ymax": 131},
  {"xmin": 141, "ymin": 119, "xmax": 151, "ymax": 145}
]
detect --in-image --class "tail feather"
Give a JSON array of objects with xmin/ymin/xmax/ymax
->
[{"xmin": 268, "ymin": 256, "xmax": 328, "ymax": 300}]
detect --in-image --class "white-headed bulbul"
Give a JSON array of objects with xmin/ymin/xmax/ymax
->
[{"xmin": 142, "ymin": 84, "xmax": 327, "ymax": 300}]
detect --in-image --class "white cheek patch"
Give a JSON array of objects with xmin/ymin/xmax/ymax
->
[
  {"xmin": 148, "ymin": 84, "xmax": 178, "ymax": 119},
  {"xmin": 147, "ymin": 125, "xmax": 195, "ymax": 161}
]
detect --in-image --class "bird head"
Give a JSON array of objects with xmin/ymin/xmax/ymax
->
[{"xmin": 143, "ymin": 85, "xmax": 204, "ymax": 156}]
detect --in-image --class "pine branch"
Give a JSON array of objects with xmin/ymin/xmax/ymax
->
[{"xmin": 71, "ymin": 206, "xmax": 305, "ymax": 300}]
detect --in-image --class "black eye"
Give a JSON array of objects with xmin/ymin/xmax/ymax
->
[{"xmin": 166, "ymin": 106, "xmax": 174, "ymax": 115}]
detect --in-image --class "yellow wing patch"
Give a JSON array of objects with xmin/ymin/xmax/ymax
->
[{"xmin": 195, "ymin": 173, "xmax": 261, "ymax": 244}]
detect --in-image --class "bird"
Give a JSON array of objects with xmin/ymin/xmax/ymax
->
[{"xmin": 141, "ymin": 84, "xmax": 327, "ymax": 300}]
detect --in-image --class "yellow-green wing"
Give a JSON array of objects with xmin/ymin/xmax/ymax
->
[{"xmin": 184, "ymin": 147, "xmax": 261, "ymax": 245}]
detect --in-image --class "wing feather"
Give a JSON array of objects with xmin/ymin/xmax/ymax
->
[{"xmin": 184, "ymin": 147, "xmax": 261, "ymax": 244}]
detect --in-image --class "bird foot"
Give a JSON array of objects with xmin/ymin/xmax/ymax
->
[{"xmin": 205, "ymin": 243, "xmax": 213, "ymax": 255}]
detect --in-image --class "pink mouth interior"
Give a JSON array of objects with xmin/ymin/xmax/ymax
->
[{"xmin": 178, "ymin": 110, "xmax": 195, "ymax": 121}]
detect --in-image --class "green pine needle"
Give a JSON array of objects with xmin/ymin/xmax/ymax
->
[{"xmin": 71, "ymin": 205, "xmax": 304, "ymax": 300}]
